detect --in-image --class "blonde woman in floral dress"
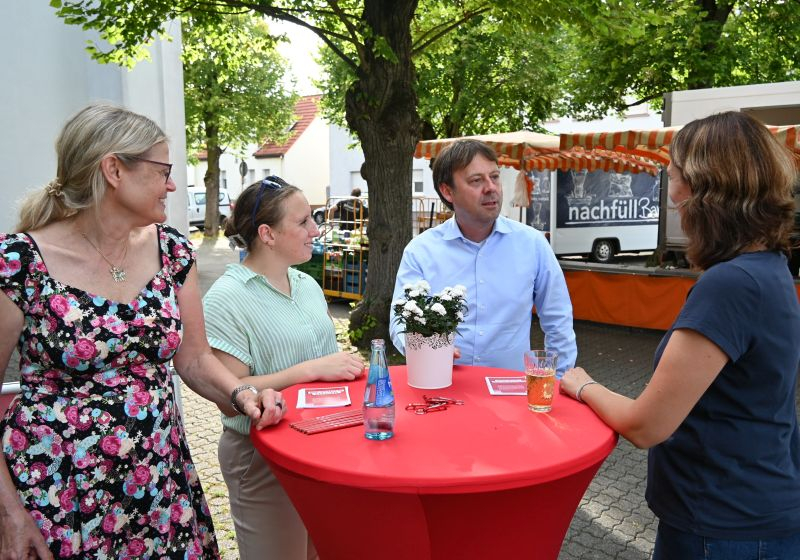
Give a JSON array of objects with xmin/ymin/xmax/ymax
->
[{"xmin": 0, "ymin": 104, "xmax": 285, "ymax": 559}]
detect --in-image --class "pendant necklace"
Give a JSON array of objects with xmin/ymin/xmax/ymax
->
[{"xmin": 81, "ymin": 233, "xmax": 129, "ymax": 282}]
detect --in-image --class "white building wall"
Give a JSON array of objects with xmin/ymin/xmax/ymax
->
[
  {"xmin": 282, "ymin": 116, "xmax": 329, "ymax": 207},
  {"xmin": 329, "ymin": 126, "xmax": 365, "ymax": 198},
  {"xmin": 664, "ymin": 81, "xmax": 800, "ymax": 126},
  {"xmin": 187, "ymin": 116, "xmax": 331, "ymax": 206},
  {"xmin": 329, "ymin": 124, "xmax": 436, "ymax": 200},
  {"xmin": 543, "ymin": 105, "xmax": 664, "ymax": 134},
  {"xmin": 0, "ymin": 3, "xmax": 188, "ymax": 234},
  {"xmin": 189, "ymin": 153, "xmax": 284, "ymax": 201},
  {"xmin": 251, "ymin": 156, "xmax": 284, "ymax": 189}
]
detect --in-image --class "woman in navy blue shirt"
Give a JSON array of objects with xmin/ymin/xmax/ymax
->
[{"xmin": 562, "ymin": 111, "xmax": 800, "ymax": 559}]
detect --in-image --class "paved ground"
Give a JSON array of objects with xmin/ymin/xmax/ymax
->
[{"xmin": 187, "ymin": 234, "xmax": 664, "ymax": 559}]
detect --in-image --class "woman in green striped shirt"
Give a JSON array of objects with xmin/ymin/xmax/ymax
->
[{"xmin": 203, "ymin": 176, "xmax": 365, "ymax": 560}]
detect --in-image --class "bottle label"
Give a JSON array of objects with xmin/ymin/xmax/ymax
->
[
  {"xmin": 367, "ymin": 364, "xmax": 384, "ymax": 383},
  {"xmin": 375, "ymin": 376, "xmax": 394, "ymax": 407}
]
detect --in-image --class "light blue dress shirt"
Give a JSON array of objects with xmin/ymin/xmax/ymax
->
[{"xmin": 390, "ymin": 216, "xmax": 577, "ymax": 374}]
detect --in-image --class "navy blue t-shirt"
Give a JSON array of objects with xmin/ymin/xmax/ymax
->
[{"xmin": 647, "ymin": 251, "xmax": 800, "ymax": 539}]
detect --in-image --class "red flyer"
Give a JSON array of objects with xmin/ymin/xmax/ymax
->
[
  {"xmin": 485, "ymin": 376, "xmax": 527, "ymax": 396},
  {"xmin": 297, "ymin": 386, "xmax": 352, "ymax": 408}
]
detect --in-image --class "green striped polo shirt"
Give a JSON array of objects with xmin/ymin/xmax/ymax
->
[{"xmin": 203, "ymin": 263, "xmax": 339, "ymax": 434}]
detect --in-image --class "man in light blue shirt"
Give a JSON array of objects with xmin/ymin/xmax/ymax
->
[{"xmin": 390, "ymin": 139, "xmax": 576, "ymax": 374}]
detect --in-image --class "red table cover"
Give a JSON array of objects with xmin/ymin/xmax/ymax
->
[{"xmin": 252, "ymin": 365, "xmax": 617, "ymax": 494}]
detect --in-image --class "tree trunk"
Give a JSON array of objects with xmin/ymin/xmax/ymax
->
[
  {"xmin": 203, "ymin": 119, "xmax": 222, "ymax": 237},
  {"xmin": 346, "ymin": 0, "xmax": 421, "ymax": 351}
]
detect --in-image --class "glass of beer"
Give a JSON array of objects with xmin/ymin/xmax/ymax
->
[{"xmin": 524, "ymin": 350, "xmax": 558, "ymax": 412}]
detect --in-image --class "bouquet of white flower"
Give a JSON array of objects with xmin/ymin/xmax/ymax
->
[{"xmin": 392, "ymin": 280, "xmax": 467, "ymax": 338}]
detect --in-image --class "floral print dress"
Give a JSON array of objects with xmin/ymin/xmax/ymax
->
[{"xmin": 0, "ymin": 225, "xmax": 220, "ymax": 559}]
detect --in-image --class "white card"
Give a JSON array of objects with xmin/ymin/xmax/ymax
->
[
  {"xmin": 485, "ymin": 376, "xmax": 527, "ymax": 396},
  {"xmin": 296, "ymin": 386, "xmax": 352, "ymax": 408}
]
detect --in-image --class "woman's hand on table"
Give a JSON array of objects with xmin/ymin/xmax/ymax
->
[
  {"xmin": 310, "ymin": 351, "xmax": 365, "ymax": 382},
  {"xmin": 560, "ymin": 367, "xmax": 595, "ymax": 401},
  {"xmin": 240, "ymin": 388, "xmax": 287, "ymax": 430}
]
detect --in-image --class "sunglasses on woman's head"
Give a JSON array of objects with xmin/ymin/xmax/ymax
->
[{"xmin": 251, "ymin": 175, "xmax": 286, "ymax": 227}]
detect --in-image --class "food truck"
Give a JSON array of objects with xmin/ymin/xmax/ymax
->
[
  {"xmin": 560, "ymin": 84, "xmax": 800, "ymax": 275},
  {"xmin": 525, "ymin": 167, "xmax": 660, "ymax": 262}
]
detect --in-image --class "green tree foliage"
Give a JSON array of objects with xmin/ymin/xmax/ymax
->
[
  {"xmin": 557, "ymin": 0, "xmax": 800, "ymax": 119},
  {"xmin": 318, "ymin": 11, "xmax": 564, "ymax": 139},
  {"xmin": 182, "ymin": 14, "xmax": 297, "ymax": 235},
  {"xmin": 414, "ymin": 15, "xmax": 563, "ymax": 138}
]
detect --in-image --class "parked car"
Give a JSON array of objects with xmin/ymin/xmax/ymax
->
[{"xmin": 187, "ymin": 186, "xmax": 231, "ymax": 231}]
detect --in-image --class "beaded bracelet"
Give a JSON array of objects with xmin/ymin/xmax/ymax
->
[{"xmin": 576, "ymin": 380, "xmax": 599, "ymax": 403}]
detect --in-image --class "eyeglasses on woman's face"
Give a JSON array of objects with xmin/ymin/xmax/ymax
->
[{"xmin": 127, "ymin": 155, "xmax": 173, "ymax": 184}]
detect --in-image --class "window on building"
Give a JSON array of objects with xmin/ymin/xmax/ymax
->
[
  {"xmin": 248, "ymin": 169, "xmax": 255, "ymax": 184},
  {"xmin": 413, "ymin": 169, "xmax": 424, "ymax": 193},
  {"xmin": 220, "ymin": 170, "xmax": 227, "ymax": 189},
  {"xmin": 263, "ymin": 169, "xmax": 271, "ymax": 178}
]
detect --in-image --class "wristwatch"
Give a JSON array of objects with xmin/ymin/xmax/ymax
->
[{"xmin": 230, "ymin": 384, "xmax": 258, "ymax": 415}]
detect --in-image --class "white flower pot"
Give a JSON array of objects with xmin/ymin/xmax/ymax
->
[{"xmin": 405, "ymin": 332, "xmax": 455, "ymax": 389}]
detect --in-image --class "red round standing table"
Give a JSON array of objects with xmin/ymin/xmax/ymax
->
[{"xmin": 251, "ymin": 365, "xmax": 618, "ymax": 560}]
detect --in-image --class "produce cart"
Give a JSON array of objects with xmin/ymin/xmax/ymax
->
[
  {"xmin": 317, "ymin": 194, "xmax": 452, "ymax": 301},
  {"xmin": 320, "ymin": 195, "xmax": 369, "ymax": 300}
]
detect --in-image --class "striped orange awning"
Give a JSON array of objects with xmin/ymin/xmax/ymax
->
[
  {"xmin": 415, "ymin": 124, "xmax": 800, "ymax": 206},
  {"xmin": 561, "ymin": 124, "xmax": 800, "ymax": 166},
  {"xmin": 415, "ymin": 130, "xmax": 663, "ymax": 175},
  {"xmin": 415, "ymin": 131, "xmax": 561, "ymax": 170},
  {"xmin": 559, "ymin": 127, "xmax": 680, "ymax": 152},
  {"xmin": 559, "ymin": 127, "xmax": 680, "ymax": 167},
  {"xmin": 769, "ymin": 125, "xmax": 800, "ymax": 164},
  {"xmin": 524, "ymin": 147, "xmax": 661, "ymax": 175}
]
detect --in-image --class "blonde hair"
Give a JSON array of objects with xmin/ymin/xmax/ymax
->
[{"xmin": 16, "ymin": 103, "xmax": 167, "ymax": 232}]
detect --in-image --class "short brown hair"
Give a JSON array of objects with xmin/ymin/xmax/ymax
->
[
  {"xmin": 671, "ymin": 111, "xmax": 797, "ymax": 270},
  {"xmin": 432, "ymin": 139, "xmax": 498, "ymax": 210}
]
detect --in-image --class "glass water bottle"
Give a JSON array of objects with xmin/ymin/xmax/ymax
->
[{"xmin": 363, "ymin": 339, "xmax": 395, "ymax": 440}]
